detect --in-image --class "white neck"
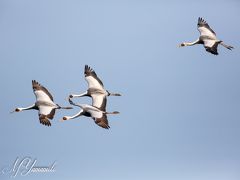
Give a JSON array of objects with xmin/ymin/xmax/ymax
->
[
  {"xmin": 184, "ymin": 39, "xmax": 200, "ymax": 46},
  {"xmin": 18, "ymin": 104, "xmax": 36, "ymax": 111},
  {"xmin": 70, "ymin": 91, "xmax": 88, "ymax": 98},
  {"xmin": 64, "ymin": 110, "xmax": 83, "ymax": 120}
]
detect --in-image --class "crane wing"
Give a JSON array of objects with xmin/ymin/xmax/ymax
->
[
  {"xmin": 94, "ymin": 114, "xmax": 110, "ymax": 129},
  {"xmin": 38, "ymin": 106, "xmax": 55, "ymax": 126},
  {"xmin": 203, "ymin": 40, "xmax": 219, "ymax": 55},
  {"xmin": 203, "ymin": 39, "xmax": 216, "ymax": 48},
  {"xmin": 84, "ymin": 65, "xmax": 104, "ymax": 90},
  {"xmin": 32, "ymin": 80, "xmax": 54, "ymax": 103},
  {"xmin": 197, "ymin": 17, "xmax": 216, "ymax": 38},
  {"xmin": 84, "ymin": 105, "xmax": 103, "ymax": 118},
  {"xmin": 91, "ymin": 94, "xmax": 107, "ymax": 111},
  {"xmin": 68, "ymin": 99, "xmax": 103, "ymax": 118},
  {"xmin": 68, "ymin": 98, "xmax": 108, "ymax": 128}
]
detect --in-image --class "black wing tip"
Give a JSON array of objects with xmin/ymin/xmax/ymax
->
[
  {"xmin": 205, "ymin": 48, "xmax": 218, "ymax": 55},
  {"xmin": 32, "ymin": 80, "xmax": 39, "ymax": 83},
  {"xmin": 85, "ymin": 64, "xmax": 92, "ymax": 72},
  {"xmin": 32, "ymin": 80, "xmax": 37, "ymax": 84},
  {"xmin": 32, "ymin": 80, "xmax": 42, "ymax": 86},
  {"xmin": 85, "ymin": 64, "xmax": 92, "ymax": 71},
  {"xmin": 103, "ymin": 125, "xmax": 110, "ymax": 129},
  {"xmin": 198, "ymin": 17, "xmax": 207, "ymax": 25},
  {"xmin": 40, "ymin": 120, "xmax": 52, "ymax": 127},
  {"xmin": 211, "ymin": 52, "xmax": 218, "ymax": 55},
  {"xmin": 32, "ymin": 80, "xmax": 41, "ymax": 89},
  {"xmin": 84, "ymin": 64, "xmax": 97, "ymax": 77},
  {"xmin": 99, "ymin": 124, "xmax": 110, "ymax": 129},
  {"xmin": 95, "ymin": 117, "xmax": 110, "ymax": 129},
  {"xmin": 39, "ymin": 114, "xmax": 52, "ymax": 126},
  {"xmin": 45, "ymin": 123, "xmax": 51, "ymax": 127}
]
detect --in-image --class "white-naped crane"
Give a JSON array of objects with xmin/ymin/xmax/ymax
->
[
  {"xmin": 61, "ymin": 98, "xmax": 119, "ymax": 129},
  {"xmin": 179, "ymin": 17, "xmax": 234, "ymax": 55},
  {"xmin": 69, "ymin": 65, "xmax": 121, "ymax": 110},
  {"xmin": 11, "ymin": 80, "xmax": 72, "ymax": 126}
]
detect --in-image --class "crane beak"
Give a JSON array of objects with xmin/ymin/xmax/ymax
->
[
  {"xmin": 59, "ymin": 119, "xmax": 64, "ymax": 122},
  {"xmin": 178, "ymin": 43, "xmax": 185, "ymax": 48},
  {"xmin": 10, "ymin": 108, "xmax": 18, "ymax": 114},
  {"xmin": 10, "ymin": 110, "xmax": 15, "ymax": 114}
]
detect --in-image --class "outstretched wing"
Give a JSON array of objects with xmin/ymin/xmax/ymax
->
[
  {"xmin": 69, "ymin": 98, "xmax": 103, "ymax": 118},
  {"xmin": 91, "ymin": 94, "xmax": 107, "ymax": 111},
  {"xmin": 68, "ymin": 98, "xmax": 109, "ymax": 129},
  {"xmin": 84, "ymin": 65, "xmax": 104, "ymax": 90},
  {"xmin": 32, "ymin": 80, "xmax": 54, "ymax": 102},
  {"xmin": 38, "ymin": 106, "xmax": 55, "ymax": 126},
  {"xmin": 204, "ymin": 40, "xmax": 219, "ymax": 55},
  {"xmin": 84, "ymin": 105, "xmax": 103, "ymax": 118},
  {"xmin": 94, "ymin": 114, "xmax": 110, "ymax": 129},
  {"xmin": 84, "ymin": 102, "xmax": 110, "ymax": 129},
  {"xmin": 197, "ymin": 17, "xmax": 216, "ymax": 38}
]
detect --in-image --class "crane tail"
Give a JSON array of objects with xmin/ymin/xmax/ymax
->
[
  {"xmin": 60, "ymin": 106, "xmax": 73, "ymax": 110},
  {"xmin": 105, "ymin": 111, "xmax": 120, "ymax": 115},
  {"xmin": 57, "ymin": 104, "xmax": 73, "ymax": 110},
  {"xmin": 111, "ymin": 93, "xmax": 121, "ymax": 96}
]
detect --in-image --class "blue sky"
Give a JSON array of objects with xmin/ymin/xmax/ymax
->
[{"xmin": 0, "ymin": 0, "xmax": 240, "ymax": 179}]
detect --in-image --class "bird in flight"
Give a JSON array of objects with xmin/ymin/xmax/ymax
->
[
  {"xmin": 69, "ymin": 65, "xmax": 121, "ymax": 111},
  {"xmin": 12, "ymin": 80, "xmax": 72, "ymax": 126},
  {"xmin": 179, "ymin": 17, "xmax": 233, "ymax": 55},
  {"xmin": 61, "ymin": 98, "xmax": 119, "ymax": 129}
]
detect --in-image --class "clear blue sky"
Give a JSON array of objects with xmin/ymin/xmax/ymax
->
[{"xmin": 0, "ymin": 0, "xmax": 240, "ymax": 179}]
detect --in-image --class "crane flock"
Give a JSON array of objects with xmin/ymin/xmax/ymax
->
[
  {"xmin": 12, "ymin": 17, "xmax": 233, "ymax": 129},
  {"xmin": 62, "ymin": 65, "xmax": 121, "ymax": 129},
  {"xmin": 12, "ymin": 65, "xmax": 121, "ymax": 129}
]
